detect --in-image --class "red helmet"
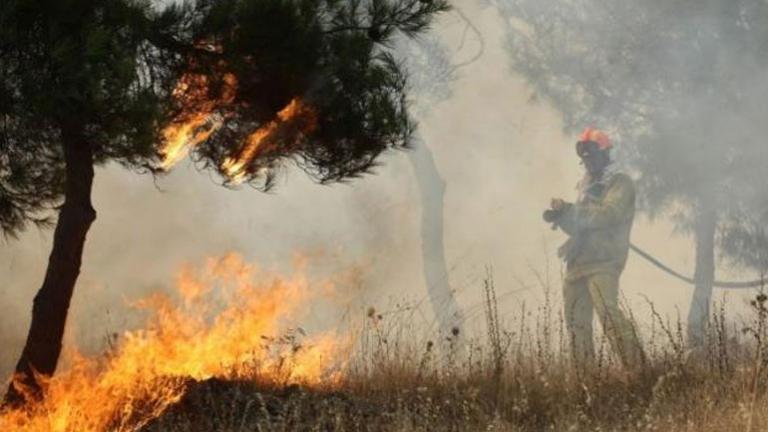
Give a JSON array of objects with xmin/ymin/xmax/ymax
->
[{"xmin": 579, "ymin": 127, "xmax": 612, "ymax": 150}]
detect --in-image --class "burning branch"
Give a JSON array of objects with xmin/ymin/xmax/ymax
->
[
  {"xmin": 159, "ymin": 72, "xmax": 237, "ymax": 170},
  {"xmin": 222, "ymin": 98, "xmax": 317, "ymax": 184},
  {"xmin": 159, "ymin": 73, "xmax": 317, "ymax": 185}
]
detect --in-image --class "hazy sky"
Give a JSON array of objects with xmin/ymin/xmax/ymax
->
[{"xmin": 0, "ymin": 1, "xmax": 759, "ymax": 379}]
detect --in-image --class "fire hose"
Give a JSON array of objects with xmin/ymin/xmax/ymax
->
[
  {"xmin": 546, "ymin": 209, "xmax": 764, "ymax": 289},
  {"xmin": 450, "ymin": 239, "xmax": 764, "ymax": 329},
  {"xmin": 628, "ymin": 243, "xmax": 765, "ymax": 289}
]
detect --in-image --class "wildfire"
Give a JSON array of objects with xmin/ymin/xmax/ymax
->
[
  {"xmin": 159, "ymin": 73, "xmax": 237, "ymax": 170},
  {"xmin": 221, "ymin": 98, "xmax": 317, "ymax": 184},
  {"xmin": 0, "ymin": 253, "xmax": 348, "ymax": 432},
  {"xmin": 159, "ymin": 70, "xmax": 317, "ymax": 184}
]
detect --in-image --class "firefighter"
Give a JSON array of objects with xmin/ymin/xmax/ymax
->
[{"xmin": 543, "ymin": 128, "xmax": 644, "ymax": 367}]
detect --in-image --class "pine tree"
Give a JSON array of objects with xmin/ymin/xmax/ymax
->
[
  {"xmin": 399, "ymin": 9, "xmax": 484, "ymax": 343},
  {"xmin": 0, "ymin": 0, "xmax": 448, "ymax": 405}
]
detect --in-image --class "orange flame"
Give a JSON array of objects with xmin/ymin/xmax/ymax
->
[
  {"xmin": 222, "ymin": 98, "xmax": 317, "ymax": 184},
  {"xmin": 159, "ymin": 73, "xmax": 317, "ymax": 182},
  {"xmin": 0, "ymin": 253, "xmax": 348, "ymax": 431},
  {"xmin": 159, "ymin": 73, "xmax": 237, "ymax": 170}
]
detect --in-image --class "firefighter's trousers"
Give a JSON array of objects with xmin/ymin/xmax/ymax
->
[{"xmin": 562, "ymin": 272, "xmax": 644, "ymax": 367}]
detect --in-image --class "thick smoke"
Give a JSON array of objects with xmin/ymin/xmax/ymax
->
[{"xmin": 2, "ymin": 1, "xmax": 757, "ymax": 380}]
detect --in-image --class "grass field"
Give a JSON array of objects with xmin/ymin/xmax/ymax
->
[
  {"xmin": 142, "ymin": 280, "xmax": 768, "ymax": 431},
  {"xmin": 5, "ymin": 270, "xmax": 768, "ymax": 432}
]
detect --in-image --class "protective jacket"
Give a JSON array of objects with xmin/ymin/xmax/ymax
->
[{"xmin": 554, "ymin": 171, "xmax": 636, "ymax": 281}]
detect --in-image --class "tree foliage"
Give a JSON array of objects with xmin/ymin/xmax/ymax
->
[{"xmin": 0, "ymin": 0, "xmax": 450, "ymax": 235}]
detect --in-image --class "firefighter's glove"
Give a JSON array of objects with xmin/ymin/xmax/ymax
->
[
  {"xmin": 544, "ymin": 198, "xmax": 567, "ymax": 223},
  {"xmin": 544, "ymin": 198, "xmax": 571, "ymax": 230},
  {"xmin": 542, "ymin": 208, "xmax": 562, "ymax": 223},
  {"xmin": 550, "ymin": 198, "xmax": 567, "ymax": 211}
]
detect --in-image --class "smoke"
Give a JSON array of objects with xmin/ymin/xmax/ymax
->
[
  {"xmin": 486, "ymin": 0, "xmax": 768, "ymax": 328},
  {"xmin": 2, "ymin": 1, "xmax": 757, "ymax": 381}
]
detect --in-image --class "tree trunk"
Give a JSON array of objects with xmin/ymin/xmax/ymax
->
[
  {"xmin": 407, "ymin": 133, "xmax": 464, "ymax": 341},
  {"xmin": 4, "ymin": 124, "xmax": 96, "ymax": 406},
  {"xmin": 687, "ymin": 201, "xmax": 717, "ymax": 347}
]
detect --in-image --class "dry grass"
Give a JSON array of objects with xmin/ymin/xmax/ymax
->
[{"xmin": 141, "ymin": 279, "xmax": 768, "ymax": 431}]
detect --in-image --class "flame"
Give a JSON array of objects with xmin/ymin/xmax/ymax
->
[
  {"xmin": 158, "ymin": 67, "xmax": 316, "ymax": 180},
  {"xmin": 159, "ymin": 73, "xmax": 237, "ymax": 170},
  {"xmin": 222, "ymin": 98, "xmax": 317, "ymax": 184},
  {"xmin": 0, "ymin": 253, "xmax": 348, "ymax": 432}
]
